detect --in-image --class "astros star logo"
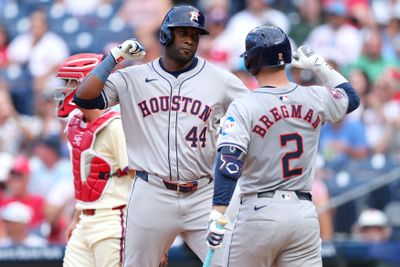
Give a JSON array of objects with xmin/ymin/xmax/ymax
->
[{"xmin": 189, "ymin": 11, "xmax": 199, "ymax": 22}]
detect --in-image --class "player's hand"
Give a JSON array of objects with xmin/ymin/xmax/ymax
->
[
  {"xmin": 66, "ymin": 221, "xmax": 78, "ymax": 241},
  {"xmin": 110, "ymin": 38, "xmax": 146, "ymax": 63},
  {"xmin": 206, "ymin": 209, "xmax": 227, "ymax": 249},
  {"xmin": 159, "ymin": 254, "xmax": 168, "ymax": 267},
  {"xmin": 292, "ymin": 46, "xmax": 326, "ymax": 70}
]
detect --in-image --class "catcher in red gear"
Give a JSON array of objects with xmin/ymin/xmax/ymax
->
[{"xmin": 57, "ymin": 53, "xmax": 133, "ymax": 267}]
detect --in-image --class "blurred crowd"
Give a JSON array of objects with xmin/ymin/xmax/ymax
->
[{"xmin": 0, "ymin": 0, "xmax": 399, "ymax": 248}]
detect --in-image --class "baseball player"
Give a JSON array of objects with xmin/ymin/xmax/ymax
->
[
  {"xmin": 73, "ymin": 5, "xmax": 249, "ymax": 267},
  {"xmin": 206, "ymin": 25, "xmax": 360, "ymax": 267},
  {"xmin": 55, "ymin": 53, "xmax": 134, "ymax": 267}
]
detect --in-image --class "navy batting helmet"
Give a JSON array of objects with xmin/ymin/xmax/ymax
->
[
  {"xmin": 159, "ymin": 5, "xmax": 209, "ymax": 46},
  {"xmin": 240, "ymin": 25, "xmax": 292, "ymax": 75}
]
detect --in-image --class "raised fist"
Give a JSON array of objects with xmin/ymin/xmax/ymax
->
[
  {"xmin": 292, "ymin": 46, "xmax": 326, "ymax": 70},
  {"xmin": 110, "ymin": 38, "xmax": 146, "ymax": 63}
]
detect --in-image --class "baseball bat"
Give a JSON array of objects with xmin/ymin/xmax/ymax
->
[{"xmin": 203, "ymin": 217, "xmax": 228, "ymax": 267}]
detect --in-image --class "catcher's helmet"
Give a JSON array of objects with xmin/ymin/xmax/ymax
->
[
  {"xmin": 240, "ymin": 25, "xmax": 292, "ymax": 75},
  {"xmin": 55, "ymin": 53, "xmax": 103, "ymax": 118},
  {"xmin": 159, "ymin": 5, "xmax": 209, "ymax": 46}
]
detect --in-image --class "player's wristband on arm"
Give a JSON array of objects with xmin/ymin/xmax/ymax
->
[
  {"xmin": 313, "ymin": 62, "xmax": 348, "ymax": 88},
  {"xmin": 91, "ymin": 54, "xmax": 117, "ymax": 83},
  {"xmin": 336, "ymin": 82, "xmax": 360, "ymax": 113}
]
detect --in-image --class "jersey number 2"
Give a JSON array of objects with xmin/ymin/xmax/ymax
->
[
  {"xmin": 185, "ymin": 126, "xmax": 207, "ymax": 148},
  {"xmin": 280, "ymin": 133, "xmax": 303, "ymax": 179}
]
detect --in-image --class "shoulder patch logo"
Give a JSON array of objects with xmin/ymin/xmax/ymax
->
[
  {"xmin": 221, "ymin": 116, "xmax": 236, "ymax": 136},
  {"xmin": 329, "ymin": 88, "xmax": 344, "ymax": 100}
]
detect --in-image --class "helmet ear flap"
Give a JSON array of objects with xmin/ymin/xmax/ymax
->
[
  {"xmin": 243, "ymin": 50, "xmax": 260, "ymax": 75},
  {"xmin": 159, "ymin": 23, "xmax": 173, "ymax": 46},
  {"xmin": 241, "ymin": 25, "xmax": 292, "ymax": 74}
]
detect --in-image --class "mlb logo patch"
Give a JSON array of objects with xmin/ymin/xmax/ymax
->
[
  {"xmin": 221, "ymin": 116, "xmax": 236, "ymax": 136},
  {"xmin": 281, "ymin": 193, "xmax": 292, "ymax": 200},
  {"xmin": 329, "ymin": 88, "xmax": 344, "ymax": 100},
  {"xmin": 279, "ymin": 95, "xmax": 289, "ymax": 102}
]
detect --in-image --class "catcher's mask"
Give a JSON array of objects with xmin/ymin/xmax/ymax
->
[
  {"xmin": 55, "ymin": 53, "xmax": 103, "ymax": 118},
  {"xmin": 159, "ymin": 5, "xmax": 209, "ymax": 46}
]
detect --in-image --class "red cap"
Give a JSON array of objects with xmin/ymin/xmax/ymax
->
[{"xmin": 10, "ymin": 155, "xmax": 30, "ymax": 176}]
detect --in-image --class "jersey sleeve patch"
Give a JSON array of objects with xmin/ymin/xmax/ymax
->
[
  {"xmin": 328, "ymin": 88, "xmax": 345, "ymax": 100},
  {"xmin": 221, "ymin": 116, "xmax": 236, "ymax": 136}
]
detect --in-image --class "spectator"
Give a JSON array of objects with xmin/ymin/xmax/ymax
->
[
  {"xmin": 59, "ymin": 0, "xmax": 106, "ymax": 16},
  {"xmin": 304, "ymin": 1, "xmax": 362, "ymax": 67},
  {"xmin": 345, "ymin": 27, "xmax": 399, "ymax": 83},
  {"xmin": 197, "ymin": 3, "xmax": 231, "ymax": 68},
  {"xmin": 347, "ymin": 69, "xmax": 371, "ymax": 122},
  {"xmin": 0, "ymin": 87, "xmax": 34, "ymax": 155},
  {"xmin": 319, "ymin": 117, "xmax": 369, "ymax": 171},
  {"xmin": 0, "ymin": 201, "xmax": 47, "ymax": 247},
  {"xmin": 312, "ymin": 176, "xmax": 334, "ymax": 242},
  {"xmin": 29, "ymin": 135, "xmax": 73, "ymax": 243},
  {"xmin": 213, "ymin": 0, "xmax": 290, "ymax": 70},
  {"xmin": 379, "ymin": 4, "xmax": 400, "ymax": 61},
  {"xmin": 352, "ymin": 208, "xmax": 392, "ymax": 242},
  {"xmin": 29, "ymin": 135, "xmax": 72, "ymax": 197},
  {"xmin": 117, "ymin": 0, "xmax": 172, "ymax": 36},
  {"xmin": 6, "ymin": 9, "xmax": 70, "ymax": 98},
  {"xmin": 289, "ymin": 0, "xmax": 322, "ymax": 46},
  {"xmin": 1, "ymin": 155, "xmax": 45, "ymax": 232},
  {"xmin": 363, "ymin": 72, "xmax": 400, "ymax": 160},
  {"xmin": 346, "ymin": 0, "xmax": 374, "ymax": 28},
  {"xmin": 0, "ymin": 152, "xmax": 13, "ymax": 240},
  {"xmin": 0, "ymin": 25, "xmax": 9, "ymax": 69},
  {"xmin": 34, "ymin": 91, "xmax": 64, "ymax": 140}
]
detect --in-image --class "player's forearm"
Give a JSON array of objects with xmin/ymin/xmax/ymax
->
[
  {"xmin": 76, "ymin": 75, "xmax": 106, "ymax": 99},
  {"xmin": 213, "ymin": 171, "xmax": 237, "ymax": 207},
  {"xmin": 312, "ymin": 61, "xmax": 360, "ymax": 113},
  {"xmin": 312, "ymin": 61, "xmax": 348, "ymax": 89},
  {"xmin": 76, "ymin": 54, "xmax": 117, "ymax": 99}
]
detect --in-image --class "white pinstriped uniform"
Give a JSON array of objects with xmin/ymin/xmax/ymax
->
[{"xmin": 63, "ymin": 113, "xmax": 133, "ymax": 267}]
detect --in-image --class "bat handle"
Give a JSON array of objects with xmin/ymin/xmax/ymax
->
[
  {"xmin": 203, "ymin": 216, "xmax": 228, "ymax": 267},
  {"xmin": 216, "ymin": 217, "xmax": 228, "ymax": 228}
]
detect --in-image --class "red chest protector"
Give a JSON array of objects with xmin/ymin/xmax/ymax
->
[{"xmin": 67, "ymin": 110, "xmax": 120, "ymax": 202}]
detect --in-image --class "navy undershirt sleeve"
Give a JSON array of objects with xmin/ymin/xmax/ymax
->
[
  {"xmin": 74, "ymin": 93, "xmax": 106, "ymax": 109},
  {"xmin": 336, "ymin": 82, "xmax": 360, "ymax": 113},
  {"xmin": 212, "ymin": 153, "xmax": 238, "ymax": 206}
]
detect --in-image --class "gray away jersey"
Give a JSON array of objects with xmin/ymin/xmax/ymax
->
[
  {"xmin": 217, "ymin": 82, "xmax": 349, "ymax": 195},
  {"xmin": 102, "ymin": 57, "xmax": 248, "ymax": 181}
]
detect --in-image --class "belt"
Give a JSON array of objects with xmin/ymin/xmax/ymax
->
[
  {"xmin": 258, "ymin": 191, "xmax": 312, "ymax": 201},
  {"xmin": 136, "ymin": 171, "xmax": 213, "ymax": 193},
  {"xmin": 81, "ymin": 205, "xmax": 126, "ymax": 216},
  {"xmin": 163, "ymin": 180, "xmax": 199, "ymax": 193}
]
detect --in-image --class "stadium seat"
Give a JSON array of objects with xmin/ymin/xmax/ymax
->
[{"xmin": 385, "ymin": 201, "xmax": 400, "ymax": 241}]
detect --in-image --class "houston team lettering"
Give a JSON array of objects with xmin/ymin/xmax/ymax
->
[
  {"xmin": 253, "ymin": 104, "xmax": 321, "ymax": 138},
  {"xmin": 138, "ymin": 96, "xmax": 212, "ymax": 122}
]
